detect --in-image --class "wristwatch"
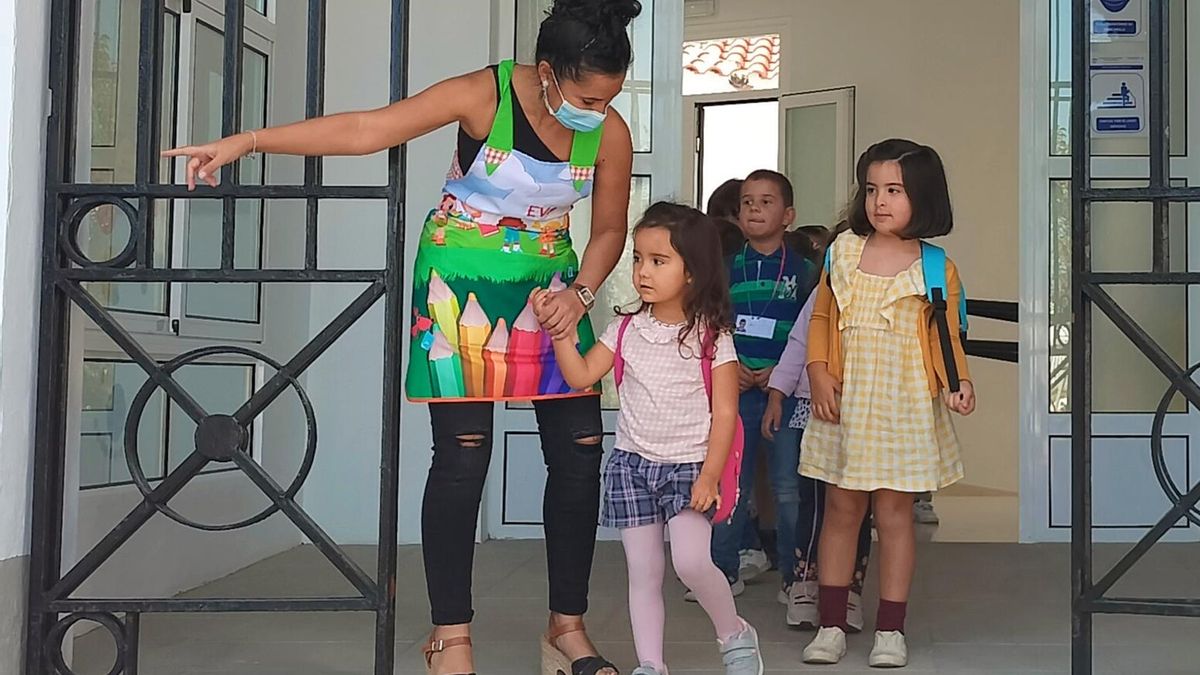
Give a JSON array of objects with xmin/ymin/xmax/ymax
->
[{"xmin": 571, "ymin": 282, "xmax": 596, "ymax": 311}]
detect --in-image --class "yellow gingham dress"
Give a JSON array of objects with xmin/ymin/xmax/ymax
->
[{"xmin": 800, "ymin": 235, "xmax": 963, "ymax": 492}]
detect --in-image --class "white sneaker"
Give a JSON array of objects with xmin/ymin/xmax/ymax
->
[
  {"xmin": 684, "ymin": 577, "xmax": 744, "ymax": 602},
  {"xmin": 869, "ymin": 630, "xmax": 908, "ymax": 668},
  {"xmin": 802, "ymin": 626, "xmax": 847, "ymax": 665},
  {"xmin": 847, "ymin": 590, "xmax": 865, "ymax": 633},
  {"xmin": 777, "ymin": 582, "xmax": 792, "ymax": 605},
  {"xmin": 738, "ymin": 549, "xmax": 771, "ymax": 582},
  {"xmin": 913, "ymin": 500, "xmax": 939, "ymax": 525},
  {"xmin": 786, "ymin": 580, "xmax": 819, "ymax": 629}
]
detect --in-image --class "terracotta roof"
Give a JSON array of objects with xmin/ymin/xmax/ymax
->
[{"xmin": 683, "ymin": 34, "xmax": 780, "ymax": 87}]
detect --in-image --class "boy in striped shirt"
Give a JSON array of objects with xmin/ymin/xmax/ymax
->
[{"xmin": 708, "ymin": 170, "xmax": 818, "ymax": 598}]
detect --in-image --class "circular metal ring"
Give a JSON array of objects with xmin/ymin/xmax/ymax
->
[
  {"xmin": 1150, "ymin": 362, "xmax": 1200, "ymax": 528},
  {"xmin": 59, "ymin": 197, "xmax": 141, "ymax": 269},
  {"xmin": 46, "ymin": 613, "xmax": 125, "ymax": 675},
  {"xmin": 123, "ymin": 346, "xmax": 318, "ymax": 531}
]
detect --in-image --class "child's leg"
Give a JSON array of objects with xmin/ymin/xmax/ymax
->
[
  {"xmin": 871, "ymin": 490, "xmax": 916, "ymax": 632},
  {"xmin": 815, "ymin": 486, "xmax": 870, "ymax": 629},
  {"xmin": 767, "ymin": 407, "xmax": 802, "ymax": 584},
  {"xmin": 620, "ymin": 523, "xmax": 668, "ymax": 670},
  {"xmin": 852, "ymin": 506, "xmax": 873, "ymax": 595},
  {"xmin": 709, "ymin": 392, "xmax": 764, "ymax": 582},
  {"xmin": 668, "ymin": 510, "xmax": 744, "ymax": 640},
  {"xmin": 793, "ymin": 476, "xmax": 825, "ymax": 582}
]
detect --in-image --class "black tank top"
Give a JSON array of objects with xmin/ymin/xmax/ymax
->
[{"xmin": 456, "ymin": 65, "xmax": 562, "ymax": 174}]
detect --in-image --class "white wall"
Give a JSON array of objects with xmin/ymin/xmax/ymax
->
[{"xmin": 300, "ymin": 0, "xmax": 495, "ymax": 545}]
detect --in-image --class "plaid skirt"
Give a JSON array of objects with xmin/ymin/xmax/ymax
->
[{"xmin": 600, "ymin": 449, "xmax": 705, "ymax": 529}]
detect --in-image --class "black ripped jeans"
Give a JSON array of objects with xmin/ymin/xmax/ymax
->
[{"xmin": 423, "ymin": 395, "xmax": 604, "ymax": 625}]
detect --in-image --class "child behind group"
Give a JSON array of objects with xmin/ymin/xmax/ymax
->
[
  {"xmin": 762, "ymin": 221, "xmax": 873, "ymax": 633},
  {"xmin": 801, "ymin": 139, "xmax": 976, "ymax": 668},
  {"xmin": 535, "ymin": 202, "xmax": 763, "ymax": 675}
]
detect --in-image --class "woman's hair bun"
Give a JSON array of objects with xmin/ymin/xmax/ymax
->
[
  {"xmin": 550, "ymin": 0, "xmax": 642, "ymax": 30},
  {"xmin": 538, "ymin": 0, "xmax": 642, "ymax": 78}
]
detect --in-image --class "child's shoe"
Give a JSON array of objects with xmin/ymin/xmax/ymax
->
[
  {"xmin": 801, "ymin": 626, "xmax": 847, "ymax": 664},
  {"xmin": 786, "ymin": 580, "xmax": 818, "ymax": 629},
  {"xmin": 738, "ymin": 548, "xmax": 771, "ymax": 582},
  {"xmin": 869, "ymin": 630, "xmax": 908, "ymax": 668},
  {"xmin": 847, "ymin": 590, "xmax": 865, "ymax": 633},
  {"xmin": 718, "ymin": 621, "xmax": 763, "ymax": 674},
  {"xmin": 631, "ymin": 665, "xmax": 665, "ymax": 675}
]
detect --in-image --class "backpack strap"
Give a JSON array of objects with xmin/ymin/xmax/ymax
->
[
  {"xmin": 612, "ymin": 314, "xmax": 634, "ymax": 388},
  {"xmin": 920, "ymin": 241, "xmax": 962, "ymax": 393}
]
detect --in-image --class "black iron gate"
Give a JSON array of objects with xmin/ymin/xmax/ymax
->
[
  {"xmin": 25, "ymin": 1, "xmax": 408, "ymax": 673},
  {"xmin": 1070, "ymin": 0, "xmax": 1200, "ymax": 672}
]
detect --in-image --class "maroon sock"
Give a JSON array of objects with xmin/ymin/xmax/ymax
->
[
  {"xmin": 877, "ymin": 599, "xmax": 908, "ymax": 633},
  {"xmin": 818, "ymin": 585, "xmax": 850, "ymax": 630}
]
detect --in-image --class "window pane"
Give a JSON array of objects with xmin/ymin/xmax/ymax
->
[
  {"xmin": 682, "ymin": 34, "xmax": 780, "ymax": 96},
  {"xmin": 515, "ymin": 0, "xmax": 653, "ymax": 151},
  {"xmin": 184, "ymin": 26, "xmax": 266, "ymax": 323},
  {"xmin": 1048, "ymin": 180, "xmax": 1188, "ymax": 413},
  {"xmin": 1050, "ymin": 0, "xmax": 1186, "ymax": 156},
  {"xmin": 246, "ymin": 0, "xmax": 267, "ymax": 15},
  {"xmin": 80, "ymin": 361, "xmax": 167, "ymax": 489},
  {"xmin": 783, "ymin": 102, "xmax": 838, "ymax": 227},
  {"xmin": 167, "ymin": 363, "xmax": 255, "ymax": 471},
  {"xmin": 82, "ymin": 4, "xmax": 177, "ymax": 314}
]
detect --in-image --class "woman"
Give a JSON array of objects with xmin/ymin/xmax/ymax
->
[{"xmin": 165, "ymin": 1, "xmax": 640, "ymax": 673}]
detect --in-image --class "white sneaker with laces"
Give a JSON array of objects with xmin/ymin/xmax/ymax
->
[
  {"xmin": 802, "ymin": 626, "xmax": 847, "ymax": 664},
  {"xmin": 869, "ymin": 630, "xmax": 908, "ymax": 668},
  {"xmin": 847, "ymin": 590, "xmax": 865, "ymax": 633},
  {"xmin": 738, "ymin": 548, "xmax": 771, "ymax": 582},
  {"xmin": 684, "ymin": 577, "xmax": 744, "ymax": 602},
  {"xmin": 913, "ymin": 500, "xmax": 939, "ymax": 525},
  {"xmin": 786, "ymin": 580, "xmax": 819, "ymax": 629}
]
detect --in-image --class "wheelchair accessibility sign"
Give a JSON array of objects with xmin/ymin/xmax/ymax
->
[{"xmin": 1091, "ymin": 59, "xmax": 1146, "ymax": 136}]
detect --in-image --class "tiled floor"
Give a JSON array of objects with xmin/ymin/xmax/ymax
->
[{"xmin": 71, "ymin": 539, "xmax": 1200, "ymax": 674}]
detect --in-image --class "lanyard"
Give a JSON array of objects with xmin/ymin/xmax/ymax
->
[{"xmin": 740, "ymin": 243, "xmax": 786, "ymax": 316}]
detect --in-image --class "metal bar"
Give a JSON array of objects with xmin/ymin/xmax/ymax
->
[
  {"xmin": 965, "ymin": 299, "xmax": 1019, "ymax": 323},
  {"xmin": 305, "ymin": 0, "xmax": 327, "ymax": 270},
  {"xmin": 1085, "ymin": 283, "xmax": 1200, "ymax": 408},
  {"xmin": 134, "ymin": 0, "xmax": 166, "ymax": 268},
  {"xmin": 228, "ymin": 452, "xmax": 379, "ymax": 601},
  {"xmin": 60, "ymin": 268, "xmax": 386, "ymax": 283},
  {"xmin": 375, "ymin": 2, "xmax": 408, "ymax": 672},
  {"xmin": 1081, "ymin": 186, "xmax": 1200, "ymax": 201},
  {"xmin": 963, "ymin": 340, "xmax": 1019, "ymax": 363},
  {"xmin": 48, "ymin": 597, "xmax": 376, "ymax": 613},
  {"xmin": 1069, "ymin": 0, "xmax": 1093, "ymax": 670},
  {"xmin": 221, "ymin": 0, "xmax": 246, "ymax": 269},
  {"xmin": 60, "ymin": 280, "xmax": 210, "ymax": 422},
  {"xmin": 1086, "ymin": 271, "xmax": 1200, "ymax": 285},
  {"xmin": 1085, "ymin": 475, "xmax": 1200, "ymax": 602},
  {"xmin": 1148, "ymin": 0, "xmax": 1169, "ymax": 272},
  {"xmin": 233, "ymin": 280, "xmax": 385, "ymax": 423},
  {"xmin": 1086, "ymin": 599, "xmax": 1200, "ymax": 617},
  {"xmin": 54, "ymin": 183, "xmax": 394, "ymax": 199},
  {"xmin": 25, "ymin": 0, "xmax": 77, "ymax": 669},
  {"xmin": 48, "ymin": 453, "xmax": 209, "ymax": 599},
  {"xmin": 125, "ymin": 612, "xmax": 140, "ymax": 675}
]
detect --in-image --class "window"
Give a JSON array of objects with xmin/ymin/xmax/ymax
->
[{"xmin": 79, "ymin": 0, "xmax": 275, "ymax": 488}]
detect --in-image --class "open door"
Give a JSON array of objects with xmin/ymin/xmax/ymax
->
[{"xmin": 778, "ymin": 87, "xmax": 855, "ymax": 227}]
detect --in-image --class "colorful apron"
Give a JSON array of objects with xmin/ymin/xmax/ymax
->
[{"xmin": 405, "ymin": 60, "xmax": 603, "ymax": 402}]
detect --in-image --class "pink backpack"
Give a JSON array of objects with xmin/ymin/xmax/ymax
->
[{"xmin": 612, "ymin": 314, "xmax": 744, "ymax": 523}]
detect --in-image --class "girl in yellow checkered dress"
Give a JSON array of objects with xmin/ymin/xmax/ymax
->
[{"xmin": 799, "ymin": 140, "xmax": 977, "ymax": 668}]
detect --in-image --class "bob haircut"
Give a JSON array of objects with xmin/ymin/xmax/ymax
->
[{"xmin": 846, "ymin": 138, "xmax": 953, "ymax": 239}]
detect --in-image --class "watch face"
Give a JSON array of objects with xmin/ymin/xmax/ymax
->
[{"xmin": 577, "ymin": 287, "xmax": 596, "ymax": 305}]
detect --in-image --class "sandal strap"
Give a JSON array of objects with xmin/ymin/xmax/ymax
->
[
  {"xmin": 546, "ymin": 618, "xmax": 587, "ymax": 642},
  {"xmin": 571, "ymin": 655, "xmax": 619, "ymax": 675},
  {"xmin": 422, "ymin": 635, "xmax": 472, "ymax": 667}
]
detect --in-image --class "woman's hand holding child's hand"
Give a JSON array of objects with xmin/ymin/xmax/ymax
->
[
  {"xmin": 530, "ymin": 288, "xmax": 575, "ymax": 341},
  {"xmin": 810, "ymin": 366, "xmax": 842, "ymax": 424},
  {"xmin": 689, "ymin": 472, "xmax": 721, "ymax": 513},
  {"xmin": 945, "ymin": 380, "xmax": 976, "ymax": 416}
]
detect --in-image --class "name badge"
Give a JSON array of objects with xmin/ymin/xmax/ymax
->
[{"xmin": 735, "ymin": 314, "xmax": 776, "ymax": 339}]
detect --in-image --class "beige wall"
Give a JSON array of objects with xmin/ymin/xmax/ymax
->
[{"xmin": 688, "ymin": 0, "xmax": 1022, "ymax": 540}]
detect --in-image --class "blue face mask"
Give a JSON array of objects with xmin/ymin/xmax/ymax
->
[{"xmin": 543, "ymin": 72, "xmax": 607, "ymax": 133}]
